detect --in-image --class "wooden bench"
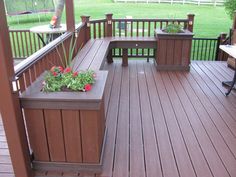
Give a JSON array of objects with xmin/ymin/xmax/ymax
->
[{"xmin": 72, "ymin": 36, "xmax": 156, "ymax": 70}]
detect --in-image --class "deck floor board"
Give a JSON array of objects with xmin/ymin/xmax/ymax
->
[{"xmin": 1, "ymin": 60, "xmax": 236, "ymax": 177}]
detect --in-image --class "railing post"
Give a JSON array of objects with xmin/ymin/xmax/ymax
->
[
  {"xmin": 0, "ymin": 1, "xmax": 33, "ymax": 177},
  {"xmin": 105, "ymin": 13, "xmax": 113, "ymax": 37},
  {"xmin": 81, "ymin": 15, "xmax": 91, "ymax": 43},
  {"xmin": 215, "ymin": 33, "xmax": 228, "ymax": 61},
  {"xmin": 65, "ymin": 0, "xmax": 75, "ymax": 31},
  {"xmin": 105, "ymin": 13, "xmax": 114, "ymax": 63},
  {"xmin": 187, "ymin": 13, "xmax": 195, "ymax": 32}
]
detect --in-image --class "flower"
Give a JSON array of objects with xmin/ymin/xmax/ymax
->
[
  {"xmin": 43, "ymin": 67, "xmax": 95, "ymax": 92},
  {"xmin": 52, "ymin": 72, "xmax": 57, "ymax": 77},
  {"xmin": 92, "ymin": 73, "xmax": 96, "ymax": 78},
  {"xmin": 50, "ymin": 66, "xmax": 63, "ymax": 75},
  {"xmin": 64, "ymin": 67, "xmax": 72, "ymax": 73},
  {"xmin": 58, "ymin": 66, "xmax": 64, "ymax": 72},
  {"xmin": 73, "ymin": 72, "xmax": 78, "ymax": 77},
  {"xmin": 84, "ymin": 84, "xmax": 92, "ymax": 91},
  {"xmin": 50, "ymin": 66, "xmax": 57, "ymax": 73}
]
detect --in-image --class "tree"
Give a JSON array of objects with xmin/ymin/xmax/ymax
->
[{"xmin": 224, "ymin": 0, "xmax": 236, "ymax": 19}]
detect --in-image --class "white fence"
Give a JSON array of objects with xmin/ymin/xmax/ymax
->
[{"xmin": 113, "ymin": 0, "xmax": 225, "ymax": 6}]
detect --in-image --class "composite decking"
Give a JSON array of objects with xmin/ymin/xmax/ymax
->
[{"xmin": 1, "ymin": 60, "xmax": 236, "ymax": 177}]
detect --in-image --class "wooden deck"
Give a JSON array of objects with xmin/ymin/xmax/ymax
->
[{"xmin": 1, "ymin": 60, "xmax": 236, "ymax": 177}]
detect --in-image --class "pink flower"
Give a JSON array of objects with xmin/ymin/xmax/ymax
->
[
  {"xmin": 92, "ymin": 73, "xmax": 96, "ymax": 78},
  {"xmin": 64, "ymin": 67, "xmax": 72, "ymax": 73},
  {"xmin": 84, "ymin": 84, "xmax": 92, "ymax": 91},
  {"xmin": 50, "ymin": 66, "xmax": 57, "ymax": 73},
  {"xmin": 52, "ymin": 72, "xmax": 57, "ymax": 77},
  {"xmin": 73, "ymin": 72, "xmax": 78, "ymax": 77},
  {"xmin": 58, "ymin": 66, "xmax": 64, "ymax": 72}
]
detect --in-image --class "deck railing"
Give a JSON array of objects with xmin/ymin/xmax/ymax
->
[
  {"xmin": 9, "ymin": 29, "xmax": 45, "ymax": 59},
  {"xmin": 90, "ymin": 17, "xmax": 189, "ymax": 38},
  {"xmin": 191, "ymin": 37, "xmax": 218, "ymax": 61},
  {"xmin": 9, "ymin": 14, "xmax": 229, "ymax": 61},
  {"xmin": 90, "ymin": 15, "xmax": 191, "ymax": 60},
  {"xmin": 14, "ymin": 22, "xmax": 86, "ymax": 93}
]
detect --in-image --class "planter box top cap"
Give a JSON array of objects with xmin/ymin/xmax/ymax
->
[
  {"xmin": 19, "ymin": 71, "xmax": 108, "ymax": 110},
  {"xmin": 155, "ymin": 29, "xmax": 194, "ymax": 39}
]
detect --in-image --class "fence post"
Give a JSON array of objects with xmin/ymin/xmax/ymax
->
[
  {"xmin": 187, "ymin": 14, "xmax": 195, "ymax": 32},
  {"xmin": 215, "ymin": 33, "xmax": 227, "ymax": 61},
  {"xmin": 105, "ymin": 13, "xmax": 113, "ymax": 37},
  {"xmin": 81, "ymin": 15, "xmax": 91, "ymax": 43}
]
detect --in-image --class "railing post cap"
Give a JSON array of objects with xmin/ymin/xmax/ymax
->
[
  {"xmin": 81, "ymin": 15, "xmax": 90, "ymax": 23},
  {"xmin": 81, "ymin": 15, "xmax": 90, "ymax": 19},
  {"xmin": 105, "ymin": 13, "xmax": 113, "ymax": 16},
  {"xmin": 220, "ymin": 32, "xmax": 227, "ymax": 37},
  {"xmin": 187, "ymin": 13, "xmax": 195, "ymax": 17}
]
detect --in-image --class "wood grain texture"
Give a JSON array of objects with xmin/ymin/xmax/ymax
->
[
  {"xmin": 157, "ymin": 39, "xmax": 167, "ymax": 65},
  {"xmin": 2, "ymin": 60, "xmax": 236, "ymax": 177},
  {"xmin": 62, "ymin": 110, "xmax": 82, "ymax": 163},
  {"xmin": 44, "ymin": 109, "xmax": 66, "ymax": 162},
  {"xmin": 24, "ymin": 109, "xmax": 50, "ymax": 161},
  {"xmin": 155, "ymin": 30, "xmax": 193, "ymax": 70},
  {"xmin": 166, "ymin": 39, "xmax": 175, "ymax": 65},
  {"xmin": 80, "ymin": 110, "xmax": 104, "ymax": 163},
  {"xmin": 174, "ymin": 40, "xmax": 182, "ymax": 65}
]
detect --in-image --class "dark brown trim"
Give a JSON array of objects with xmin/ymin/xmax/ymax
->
[
  {"xmin": 14, "ymin": 24, "xmax": 85, "ymax": 77},
  {"xmin": 65, "ymin": 0, "xmax": 75, "ymax": 31},
  {"xmin": 0, "ymin": 1, "xmax": 33, "ymax": 177}
]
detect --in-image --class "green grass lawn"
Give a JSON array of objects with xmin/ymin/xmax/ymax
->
[{"xmin": 7, "ymin": 0, "xmax": 232, "ymax": 37}]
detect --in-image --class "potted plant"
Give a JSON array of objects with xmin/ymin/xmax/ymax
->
[
  {"xmin": 155, "ymin": 22, "xmax": 194, "ymax": 71},
  {"xmin": 19, "ymin": 35, "xmax": 107, "ymax": 173}
]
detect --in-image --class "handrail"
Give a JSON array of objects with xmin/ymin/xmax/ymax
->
[
  {"xmin": 89, "ymin": 18, "xmax": 189, "ymax": 23},
  {"xmin": 9, "ymin": 29, "xmax": 30, "ymax": 32},
  {"xmin": 113, "ymin": 18, "xmax": 188, "ymax": 22},
  {"xmin": 14, "ymin": 23, "xmax": 84, "ymax": 77},
  {"xmin": 90, "ymin": 19, "xmax": 106, "ymax": 23}
]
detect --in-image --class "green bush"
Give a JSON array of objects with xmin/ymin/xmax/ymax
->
[
  {"xmin": 164, "ymin": 23, "xmax": 183, "ymax": 33},
  {"xmin": 224, "ymin": 0, "xmax": 236, "ymax": 19}
]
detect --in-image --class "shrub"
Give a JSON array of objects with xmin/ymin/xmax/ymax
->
[
  {"xmin": 164, "ymin": 23, "xmax": 183, "ymax": 34},
  {"xmin": 224, "ymin": 0, "xmax": 236, "ymax": 19}
]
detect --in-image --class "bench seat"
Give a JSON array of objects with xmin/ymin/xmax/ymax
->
[
  {"xmin": 72, "ymin": 36, "xmax": 157, "ymax": 71},
  {"xmin": 110, "ymin": 36, "xmax": 156, "ymax": 49}
]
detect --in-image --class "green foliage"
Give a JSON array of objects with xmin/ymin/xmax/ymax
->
[
  {"xmin": 7, "ymin": 1, "xmax": 232, "ymax": 37},
  {"xmin": 224, "ymin": 0, "xmax": 236, "ymax": 19},
  {"xmin": 164, "ymin": 23, "xmax": 183, "ymax": 33},
  {"xmin": 42, "ymin": 66, "xmax": 96, "ymax": 92},
  {"xmin": 56, "ymin": 34, "xmax": 77, "ymax": 68}
]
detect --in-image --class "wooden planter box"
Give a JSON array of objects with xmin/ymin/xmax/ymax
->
[
  {"xmin": 19, "ymin": 71, "xmax": 108, "ymax": 173},
  {"xmin": 155, "ymin": 29, "xmax": 194, "ymax": 71}
]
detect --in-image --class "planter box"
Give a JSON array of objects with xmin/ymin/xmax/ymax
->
[
  {"xmin": 19, "ymin": 71, "xmax": 108, "ymax": 173},
  {"xmin": 155, "ymin": 29, "xmax": 194, "ymax": 71}
]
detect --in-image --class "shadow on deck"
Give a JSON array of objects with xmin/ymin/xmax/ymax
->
[{"xmin": 1, "ymin": 60, "xmax": 236, "ymax": 177}]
